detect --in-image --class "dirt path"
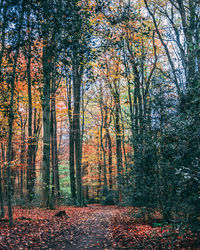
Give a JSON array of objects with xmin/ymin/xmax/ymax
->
[
  {"xmin": 68, "ymin": 205, "xmax": 118, "ymax": 249},
  {"xmin": 0, "ymin": 205, "xmax": 119, "ymax": 249}
]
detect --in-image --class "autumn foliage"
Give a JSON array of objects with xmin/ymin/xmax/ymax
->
[{"xmin": 0, "ymin": 0, "xmax": 199, "ymax": 247}]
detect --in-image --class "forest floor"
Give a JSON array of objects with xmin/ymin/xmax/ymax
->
[{"xmin": 0, "ymin": 205, "xmax": 199, "ymax": 249}]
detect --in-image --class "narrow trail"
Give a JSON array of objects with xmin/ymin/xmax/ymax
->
[{"xmin": 68, "ymin": 205, "xmax": 118, "ymax": 250}]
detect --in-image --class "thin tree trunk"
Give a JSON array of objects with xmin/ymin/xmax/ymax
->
[
  {"xmin": 50, "ymin": 90, "xmax": 60, "ymax": 201},
  {"xmin": 0, "ymin": 5, "xmax": 10, "ymax": 214},
  {"xmin": 58, "ymin": 119, "xmax": 63, "ymax": 156},
  {"xmin": 97, "ymin": 131, "xmax": 102, "ymax": 199},
  {"xmin": 7, "ymin": 56, "xmax": 16, "ymax": 226},
  {"xmin": 106, "ymin": 130, "xmax": 112, "ymax": 189},
  {"xmin": 6, "ymin": 1, "xmax": 24, "ymax": 225},
  {"xmin": 50, "ymin": 101, "xmax": 55, "ymax": 202},
  {"xmin": 104, "ymin": 105, "xmax": 113, "ymax": 190},
  {"xmin": 0, "ymin": 0, "xmax": 8, "ymax": 70},
  {"xmin": 20, "ymin": 117, "xmax": 26, "ymax": 200},
  {"xmin": 32, "ymin": 108, "xmax": 41, "ymax": 181},
  {"xmin": 113, "ymin": 88, "xmax": 123, "ymax": 202},
  {"xmin": 72, "ymin": 60, "xmax": 82, "ymax": 206},
  {"xmin": 123, "ymin": 45, "xmax": 135, "ymax": 144},
  {"xmin": 131, "ymin": 62, "xmax": 144, "ymax": 143},
  {"xmin": 41, "ymin": 43, "xmax": 51, "ymax": 208},
  {"xmin": 0, "ymin": 163, "xmax": 4, "ymax": 218},
  {"xmin": 1, "ymin": 143, "xmax": 6, "ymax": 198},
  {"xmin": 80, "ymin": 81, "xmax": 85, "ymax": 204},
  {"xmin": 67, "ymin": 76, "xmax": 76, "ymax": 199},
  {"xmin": 100, "ymin": 84, "xmax": 107, "ymax": 188},
  {"xmin": 26, "ymin": 8, "xmax": 35, "ymax": 202},
  {"xmin": 120, "ymin": 107, "xmax": 128, "ymax": 172}
]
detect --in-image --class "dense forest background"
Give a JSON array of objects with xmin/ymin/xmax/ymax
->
[{"xmin": 0, "ymin": 0, "xmax": 199, "ymax": 231}]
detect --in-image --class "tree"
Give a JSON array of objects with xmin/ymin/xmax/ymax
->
[
  {"xmin": 61, "ymin": 0, "xmax": 92, "ymax": 205},
  {"xmin": 6, "ymin": 0, "xmax": 25, "ymax": 226},
  {"xmin": 51, "ymin": 64, "xmax": 60, "ymax": 201},
  {"xmin": 144, "ymin": 0, "xmax": 200, "ymax": 225},
  {"xmin": 26, "ymin": 1, "xmax": 35, "ymax": 202},
  {"xmin": 66, "ymin": 72, "xmax": 76, "ymax": 200}
]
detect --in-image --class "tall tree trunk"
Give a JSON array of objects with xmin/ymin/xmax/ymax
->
[
  {"xmin": 113, "ymin": 88, "xmax": 123, "ymax": 202},
  {"xmin": 104, "ymin": 105, "xmax": 112, "ymax": 189},
  {"xmin": 6, "ymin": 1, "xmax": 24, "ymax": 225},
  {"xmin": 67, "ymin": 76, "xmax": 76, "ymax": 199},
  {"xmin": 0, "ymin": 0, "xmax": 8, "ymax": 70},
  {"xmin": 100, "ymin": 84, "xmax": 107, "ymax": 188},
  {"xmin": 50, "ymin": 90, "xmax": 60, "ymax": 202},
  {"xmin": 20, "ymin": 117, "xmax": 26, "ymax": 200},
  {"xmin": 106, "ymin": 130, "xmax": 112, "ymax": 190},
  {"xmin": 0, "ymin": 162, "xmax": 4, "ymax": 218},
  {"xmin": 7, "ymin": 54, "xmax": 16, "ymax": 226},
  {"xmin": 10, "ymin": 146, "xmax": 16, "ymax": 197},
  {"xmin": 26, "ymin": 8, "xmax": 35, "ymax": 202},
  {"xmin": 1, "ymin": 143, "xmax": 6, "ymax": 199},
  {"xmin": 97, "ymin": 132, "xmax": 102, "ymax": 199},
  {"xmin": 50, "ymin": 102, "xmax": 55, "ymax": 203},
  {"xmin": 0, "ymin": 3, "xmax": 8, "ymax": 211},
  {"xmin": 41, "ymin": 43, "xmax": 51, "ymax": 208},
  {"xmin": 120, "ymin": 107, "xmax": 128, "ymax": 173},
  {"xmin": 123, "ymin": 47, "xmax": 134, "ymax": 144},
  {"xmin": 132, "ymin": 62, "xmax": 144, "ymax": 144},
  {"xmin": 80, "ymin": 81, "xmax": 85, "ymax": 204},
  {"xmin": 32, "ymin": 108, "xmax": 41, "ymax": 181},
  {"xmin": 72, "ymin": 60, "xmax": 82, "ymax": 206}
]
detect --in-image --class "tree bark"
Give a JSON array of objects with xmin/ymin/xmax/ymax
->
[
  {"xmin": 67, "ymin": 76, "xmax": 76, "ymax": 199},
  {"xmin": 104, "ymin": 107, "xmax": 112, "ymax": 190},
  {"xmin": 41, "ymin": 43, "xmax": 51, "ymax": 208},
  {"xmin": 100, "ymin": 84, "xmax": 107, "ymax": 188},
  {"xmin": 0, "ymin": 163, "xmax": 4, "ymax": 218},
  {"xmin": 72, "ymin": 60, "xmax": 83, "ymax": 206},
  {"xmin": 32, "ymin": 108, "xmax": 41, "ymax": 181},
  {"xmin": 26, "ymin": 7, "xmax": 35, "ymax": 202},
  {"xmin": 20, "ymin": 115, "xmax": 26, "ymax": 200},
  {"xmin": 6, "ymin": 1, "xmax": 24, "ymax": 225},
  {"xmin": 0, "ymin": 0, "xmax": 8, "ymax": 71},
  {"xmin": 113, "ymin": 86, "xmax": 123, "ymax": 202},
  {"xmin": 97, "ymin": 131, "xmax": 102, "ymax": 199},
  {"xmin": 50, "ymin": 89, "xmax": 60, "ymax": 201}
]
